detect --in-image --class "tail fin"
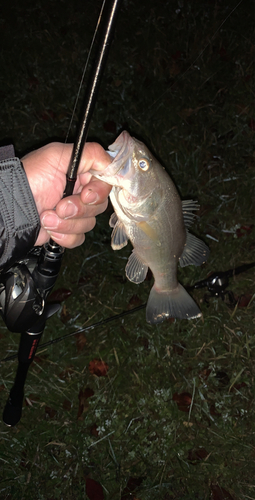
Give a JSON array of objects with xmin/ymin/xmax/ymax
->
[{"xmin": 146, "ymin": 284, "xmax": 201, "ymax": 324}]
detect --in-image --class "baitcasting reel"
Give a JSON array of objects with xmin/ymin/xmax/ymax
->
[{"xmin": 0, "ymin": 242, "xmax": 64, "ymax": 334}]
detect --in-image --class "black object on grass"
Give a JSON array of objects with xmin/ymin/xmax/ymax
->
[{"xmin": 187, "ymin": 262, "xmax": 255, "ymax": 304}]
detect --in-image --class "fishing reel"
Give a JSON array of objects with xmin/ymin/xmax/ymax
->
[
  {"xmin": 0, "ymin": 242, "xmax": 64, "ymax": 334},
  {"xmin": 0, "ymin": 262, "xmax": 44, "ymax": 333},
  {"xmin": 193, "ymin": 271, "xmax": 230, "ymax": 297}
]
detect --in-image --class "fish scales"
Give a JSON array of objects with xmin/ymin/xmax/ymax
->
[{"xmin": 90, "ymin": 131, "xmax": 210, "ymax": 324}]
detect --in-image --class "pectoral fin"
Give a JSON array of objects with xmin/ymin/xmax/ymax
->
[
  {"xmin": 111, "ymin": 220, "xmax": 129, "ymax": 250},
  {"xmin": 125, "ymin": 250, "xmax": 148, "ymax": 284},
  {"xmin": 109, "ymin": 212, "xmax": 118, "ymax": 228}
]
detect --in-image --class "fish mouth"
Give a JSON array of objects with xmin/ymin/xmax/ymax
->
[{"xmin": 90, "ymin": 131, "xmax": 134, "ymax": 180}]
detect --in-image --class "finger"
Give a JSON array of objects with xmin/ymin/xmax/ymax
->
[
  {"xmin": 49, "ymin": 232, "xmax": 86, "ymax": 249},
  {"xmin": 79, "ymin": 143, "xmax": 112, "ymax": 173},
  {"xmin": 34, "ymin": 225, "xmax": 87, "ymax": 249},
  {"xmin": 80, "ymin": 179, "xmax": 112, "ymax": 205},
  {"xmin": 41, "ymin": 210, "xmax": 97, "ymax": 234},
  {"xmin": 56, "ymin": 182, "xmax": 110, "ymax": 219},
  {"xmin": 34, "ymin": 227, "xmax": 51, "ymax": 247}
]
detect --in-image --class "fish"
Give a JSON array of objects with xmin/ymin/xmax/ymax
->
[{"xmin": 90, "ymin": 130, "xmax": 210, "ymax": 324}]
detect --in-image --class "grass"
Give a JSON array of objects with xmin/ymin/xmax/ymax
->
[{"xmin": 0, "ymin": 0, "xmax": 254, "ymax": 498}]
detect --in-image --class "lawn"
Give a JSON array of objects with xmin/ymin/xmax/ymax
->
[{"xmin": 0, "ymin": 0, "xmax": 254, "ymax": 498}]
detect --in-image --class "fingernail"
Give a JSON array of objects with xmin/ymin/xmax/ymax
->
[
  {"xmin": 84, "ymin": 190, "xmax": 99, "ymax": 205},
  {"xmin": 47, "ymin": 231, "xmax": 64, "ymax": 241},
  {"xmin": 63, "ymin": 201, "xmax": 78, "ymax": 219},
  {"xmin": 42, "ymin": 213, "xmax": 59, "ymax": 229}
]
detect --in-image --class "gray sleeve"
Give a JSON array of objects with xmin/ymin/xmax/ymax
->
[{"xmin": 0, "ymin": 147, "xmax": 40, "ymax": 273}]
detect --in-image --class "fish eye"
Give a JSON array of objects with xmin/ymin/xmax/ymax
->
[{"xmin": 138, "ymin": 158, "xmax": 150, "ymax": 171}]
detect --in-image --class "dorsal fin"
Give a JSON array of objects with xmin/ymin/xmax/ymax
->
[{"xmin": 182, "ymin": 200, "xmax": 199, "ymax": 228}]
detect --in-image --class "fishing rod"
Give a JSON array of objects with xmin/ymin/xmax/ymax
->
[{"xmin": 1, "ymin": 0, "xmax": 123, "ymax": 427}]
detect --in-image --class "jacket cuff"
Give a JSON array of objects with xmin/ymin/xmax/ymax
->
[{"xmin": 0, "ymin": 146, "xmax": 40, "ymax": 273}]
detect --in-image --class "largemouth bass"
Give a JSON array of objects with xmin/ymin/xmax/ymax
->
[{"xmin": 91, "ymin": 131, "xmax": 210, "ymax": 324}]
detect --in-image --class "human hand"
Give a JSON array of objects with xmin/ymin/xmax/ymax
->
[{"xmin": 22, "ymin": 142, "xmax": 112, "ymax": 248}]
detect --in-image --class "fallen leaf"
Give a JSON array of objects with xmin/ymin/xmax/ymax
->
[
  {"xmin": 45, "ymin": 406, "xmax": 57, "ymax": 419},
  {"xmin": 237, "ymin": 294, "xmax": 253, "ymax": 308},
  {"xmin": 121, "ymin": 477, "xmax": 144, "ymax": 499},
  {"xmin": 20, "ymin": 450, "xmax": 30, "ymax": 469},
  {"xmin": 236, "ymin": 224, "xmax": 253, "ymax": 238},
  {"xmin": 90, "ymin": 424, "xmax": 99, "ymax": 437},
  {"xmin": 248, "ymin": 118, "xmax": 255, "ymax": 131},
  {"xmin": 173, "ymin": 392, "xmax": 192, "ymax": 412},
  {"xmin": 230, "ymin": 381, "xmax": 247, "ymax": 392},
  {"xmin": 172, "ymin": 342, "xmax": 186, "ymax": 355},
  {"xmin": 78, "ymin": 387, "xmax": 94, "ymax": 419},
  {"xmin": 76, "ymin": 274, "xmax": 94, "ymax": 286},
  {"xmin": 40, "ymin": 109, "xmax": 56, "ymax": 121},
  {"xmin": 62, "ymin": 399, "xmax": 72, "ymax": 411},
  {"xmin": 199, "ymin": 368, "xmax": 211, "ymax": 381},
  {"xmin": 188, "ymin": 447, "xmax": 209, "ymax": 462},
  {"xmin": 172, "ymin": 50, "xmax": 182, "ymax": 60},
  {"xmin": 210, "ymin": 484, "xmax": 235, "ymax": 500},
  {"xmin": 27, "ymin": 75, "xmax": 39, "ymax": 89},
  {"xmin": 25, "ymin": 394, "xmax": 40, "ymax": 406},
  {"xmin": 33, "ymin": 354, "xmax": 48, "ymax": 364},
  {"xmin": 86, "ymin": 477, "xmax": 104, "ymax": 500},
  {"xmin": 48, "ymin": 288, "xmax": 72, "ymax": 303},
  {"xmin": 216, "ymin": 371, "xmax": 230, "ymax": 387},
  {"xmin": 75, "ymin": 332, "xmax": 87, "ymax": 352},
  {"xmin": 114, "ymin": 79, "xmax": 122, "ymax": 87},
  {"xmin": 128, "ymin": 295, "xmax": 143, "ymax": 308},
  {"xmin": 140, "ymin": 337, "xmax": 149, "ymax": 350},
  {"xmin": 210, "ymin": 403, "xmax": 221, "ymax": 417},
  {"xmin": 218, "ymin": 46, "xmax": 229, "ymax": 61},
  {"xmin": 166, "ymin": 317, "xmax": 175, "ymax": 323},
  {"xmin": 89, "ymin": 359, "xmax": 109, "ymax": 377}
]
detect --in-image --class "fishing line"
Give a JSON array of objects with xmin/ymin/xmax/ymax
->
[
  {"xmin": 148, "ymin": 0, "xmax": 244, "ymax": 110},
  {"xmin": 64, "ymin": 0, "xmax": 107, "ymax": 146},
  {"xmin": 53, "ymin": 0, "xmax": 108, "ymax": 184},
  {"xmin": 2, "ymin": 258, "xmax": 254, "ymax": 363},
  {"xmin": 1, "ymin": 303, "xmax": 146, "ymax": 363}
]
